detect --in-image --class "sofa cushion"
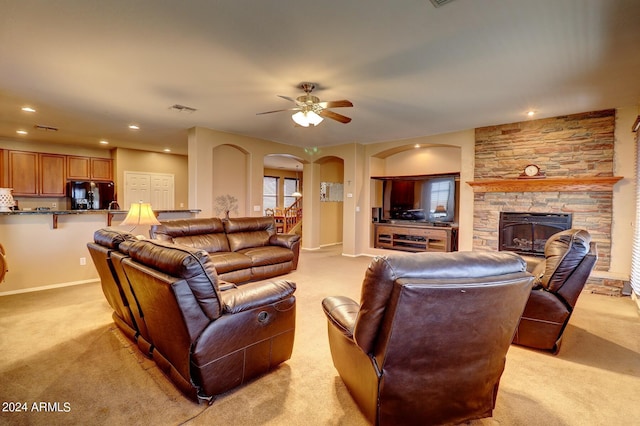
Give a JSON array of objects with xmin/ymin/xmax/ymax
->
[
  {"xmin": 123, "ymin": 239, "xmax": 223, "ymax": 320},
  {"xmin": 239, "ymin": 246, "xmax": 294, "ymax": 267},
  {"xmin": 207, "ymin": 251, "xmax": 253, "ymax": 273},
  {"xmin": 224, "ymin": 217, "xmax": 275, "ymax": 252},
  {"xmin": 151, "ymin": 218, "xmax": 230, "ymax": 253}
]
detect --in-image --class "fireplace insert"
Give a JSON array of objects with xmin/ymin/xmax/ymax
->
[{"xmin": 499, "ymin": 212, "xmax": 572, "ymax": 257}]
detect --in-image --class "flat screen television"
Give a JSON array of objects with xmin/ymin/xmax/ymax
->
[{"xmin": 372, "ymin": 173, "xmax": 459, "ymax": 224}]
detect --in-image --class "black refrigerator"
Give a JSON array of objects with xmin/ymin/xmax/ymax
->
[{"xmin": 67, "ymin": 181, "xmax": 115, "ymax": 210}]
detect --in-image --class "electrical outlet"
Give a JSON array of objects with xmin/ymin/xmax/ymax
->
[
  {"xmin": 51, "ymin": 202, "xmax": 57, "ymax": 209},
  {"xmin": 180, "ymin": 202, "xmax": 184, "ymax": 208},
  {"xmin": 79, "ymin": 257, "xmax": 86, "ymax": 266}
]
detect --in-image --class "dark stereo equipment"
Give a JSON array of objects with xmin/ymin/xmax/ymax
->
[{"xmin": 372, "ymin": 207, "xmax": 382, "ymax": 223}]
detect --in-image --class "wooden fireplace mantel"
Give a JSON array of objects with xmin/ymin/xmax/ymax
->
[{"xmin": 466, "ymin": 176, "xmax": 623, "ymax": 193}]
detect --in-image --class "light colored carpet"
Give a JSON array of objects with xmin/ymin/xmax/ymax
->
[{"xmin": 0, "ymin": 245, "xmax": 639, "ymax": 425}]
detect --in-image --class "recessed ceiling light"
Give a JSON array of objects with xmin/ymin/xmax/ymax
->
[
  {"xmin": 414, "ymin": 144, "xmax": 420, "ymax": 149},
  {"xmin": 21, "ymin": 106, "xmax": 36, "ymax": 113},
  {"xmin": 16, "ymin": 130, "xmax": 28, "ymax": 135},
  {"xmin": 128, "ymin": 124, "xmax": 140, "ymax": 130},
  {"xmin": 527, "ymin": 110, "xmax": 536, "ymax": 117},
  {"xmin": 163, "ymin": 148, "xmax": 171, "ymax": 152},
  {"xmin": 99, "ymin": 140, "xmax": 109, "ymax": 145}
]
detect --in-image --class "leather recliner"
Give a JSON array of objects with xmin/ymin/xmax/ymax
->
[
  {"xmin": 512, "ymin": 228, "xmax": 597, "ymax": 354},
  {"xmin": 87, "ymin": 229, "xmax": 139, "ymax": 342},
  {"xmin": 322, "ymin": 251, "xmax": 533, "ymax": 426}
]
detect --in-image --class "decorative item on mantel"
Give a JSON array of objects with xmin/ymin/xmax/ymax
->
[
  {"xmin": 214, "ymin": 194, "xmax": 239, "ymax": 218},
  {"xmin": 0, "ymin": 188, "xmax": 15, "ymax": 212}
]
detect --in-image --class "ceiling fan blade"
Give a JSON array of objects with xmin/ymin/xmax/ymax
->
[
  {"xmin": 319, "ymin": 100, "xmax": 353, "ymax": 109},
  {"xmin": 319, "ymin": 109, "xmax": 352, "ymax": 124},
  {"xmin": 256, "ymin": 107, "xmax": 300, "ymax": 115},
  {"xmin": 277, "ymin": 95, "xmax": 298, "ymax": 103}
]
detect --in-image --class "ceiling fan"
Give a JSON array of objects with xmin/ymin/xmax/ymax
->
[{"xmin": 257, "ymin": 82, "xmax": 353, "ymax": 127}]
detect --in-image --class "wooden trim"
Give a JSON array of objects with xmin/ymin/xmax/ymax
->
[{"xmin": 466, "ymin": 176, "xmax": 623, "ymax": 193}]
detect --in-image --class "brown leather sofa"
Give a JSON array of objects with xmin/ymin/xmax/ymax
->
[
  {"xmin": 150, "ymin": 216, "xmax": 300, "ymax": 284},
  {"xmin": 88, "ymin": 229, "xmax": 297, "ymax": 403},
  {"xmin": 512, "ymin": 228, "xmax": 597, "ymax": 354},
  {"xmin": 322, "ymin": 251, "xmax": 533, "ymax": 426}
]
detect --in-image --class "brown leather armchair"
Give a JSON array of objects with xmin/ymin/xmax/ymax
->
[
  {"xmin": 512, "ymin": 228, "xmax": 597, "ymax": 354},
  {"xmin": 322, "ymin": 251, "xmax": 533, "ymax": 426}
]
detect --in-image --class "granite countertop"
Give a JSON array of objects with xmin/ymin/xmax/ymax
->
[{"xmin": 0, "ymin": 209, "xmax": 201, "ymax": 215}]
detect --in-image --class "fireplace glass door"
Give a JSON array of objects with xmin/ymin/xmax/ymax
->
[{"xmin": 499, "ymin": 212, "xmax": 572, "ymax": 256}]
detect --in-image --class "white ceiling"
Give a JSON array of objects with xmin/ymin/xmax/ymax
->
[{"xmin": 2, "ymin": 0, "xmax": 640, "ymax": 160}]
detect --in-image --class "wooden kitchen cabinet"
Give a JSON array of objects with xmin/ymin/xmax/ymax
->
[
  {"xmin": 8, "ymin": 151, "xmax": 66, "ymax": 196},
  {"xmin": 90, "ymin": 158, "xmax": 112, "ymax": 181},
  {"xmin": 39, "ymin": 153, "xmax": 66, "ymax": 196},
  {"xmin": 66, "ymin": 156, "xmax": 91, "ymax": 180},
  {"xmin": 67, "ymin": 156, "xmax": 113, "ymax": 181}
]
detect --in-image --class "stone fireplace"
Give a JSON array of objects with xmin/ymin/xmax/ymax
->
[
  {"xmin": 470, "ymin": 109, "xmax": 622, "ymax": 292},
  {"xmin": 499, "ymin": 212, "xmax": 572, "ymax": 257}
]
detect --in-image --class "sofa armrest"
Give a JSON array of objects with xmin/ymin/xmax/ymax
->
[
  {"xmin": 322, "ymin": 296, "xmax": 360, "ymax": 339},
  {"xmin": 269, "ymin": 234, "xmax": 301, "ymax": 249},
  {"xmin": 221, "ymin": 280, "xmax": 296, "ymax": 314}
]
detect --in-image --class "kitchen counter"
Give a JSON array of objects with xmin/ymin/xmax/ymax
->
[
  {"xmin": 0, "ymin": 208, "xmax": 201, "ymax": 294},
  {"xmin": 0, "ymin": 209, "xmax": 201, "ymax": 228}
]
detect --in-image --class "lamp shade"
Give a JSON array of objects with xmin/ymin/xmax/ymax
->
[
  {"xmin": 0, "ymin": 188, "xmax": 15, "ymax": 212},
  {"xmin": 121, "ymin": 202, "xmax": 161, "ymax": 228}
]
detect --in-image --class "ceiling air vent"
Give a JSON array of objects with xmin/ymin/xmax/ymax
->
[
  {"xmin": 169, "ymin": 104, "xmax": 197, "ymax": 113},
  {"xmin": 34, "ymin": 124, "xmax": 59, "ymax": 132},
  {"xmin": 429, "ymin": 0, "xmax": 456, "ymax": 7}
]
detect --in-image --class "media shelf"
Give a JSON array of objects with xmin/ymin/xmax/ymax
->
[{"xmin": 374, "ymin": 223, "xmax": 458, "ymax": 252}]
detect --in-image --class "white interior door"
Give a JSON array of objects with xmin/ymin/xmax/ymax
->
[
  {"xmin": 124, "ymin": 172, "xmax": 174, "ymax": 210},
  {"xmin": 150, "ymin": 174, "xmax": 174, "ymax": 210}
]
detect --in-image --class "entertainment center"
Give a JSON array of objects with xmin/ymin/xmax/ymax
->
[
  {"xmin": 374, "ymin": 222, "xmax": 458, "ymax": 252},
  {"xmin": 371, "ymin": 172, "xmax": 460, "ymax": 253}
]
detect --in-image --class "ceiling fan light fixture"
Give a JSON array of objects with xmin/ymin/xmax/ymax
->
[{"xmin": 291, "ymin": 110, "xmax": 324, "ymax": 127}]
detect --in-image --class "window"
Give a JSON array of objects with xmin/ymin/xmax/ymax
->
[
  {"xmin": 263, "ymin": 176, "xmax": 278, "ymax": 213},
  {"xmin": 284, "ymin": 177, "xmax": 299, "ymax": 207},
  {"xmin": 424, "ymin": 177, "xmax": 455, "ymax": 222}
]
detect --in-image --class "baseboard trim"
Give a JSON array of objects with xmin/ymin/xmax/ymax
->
[
  {"xmin": 632, "ymin": 292, "xmax": 640, "ymax": 315},
  {"xmin": 0, "ymin": 279, "xmax": 99, "ymax": 297}
]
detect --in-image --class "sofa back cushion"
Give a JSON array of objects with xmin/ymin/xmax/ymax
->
[
  {"xmin": 94, "ymin": 228, "xmax": 135, "ymax": 249},
  {"xmin": 224, "ymin": 217, "xmax": 276, "ymax": 252},
  {"xmin": 151, "ymin": 218, "xmax": 230, "ymax": 253},
  {"xmin": 354, "ymin": 251, "xmax": 529, "ymax": 354},
  {"xmin": 540, "ymin": 228, "xmax": 591, "ymax": 293},
  {"xmin": 122, "ymin": 239, "xmax": 222, "ymax": 320}
]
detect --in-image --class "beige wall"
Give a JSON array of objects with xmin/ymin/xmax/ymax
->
[
  {"xmin": 188, "ymin": 127, "xmax": 304, "ymax": 217},
  {"xmin": 318, "ymin": 157, "xmax": 344, "ymax": 246},
  {"xmin": 113, "ymin": 148, "xmax": 188, "ymax": 209}
]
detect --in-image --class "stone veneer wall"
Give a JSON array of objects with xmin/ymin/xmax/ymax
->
[{"xmin": 472, "ymin": 109, "xmax": 617, "ymax": 290}]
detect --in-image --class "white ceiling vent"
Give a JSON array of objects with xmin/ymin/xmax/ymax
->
[
  {"xmin": 430, "ymin": 0, "xmax": 456, "ymax": 7},
  {"xmin": 34, "ymin": 124, "xmax": 59, "ymax": 132},
  {"xmin": 169, "ymin": 104, "xmax": 197, "ymax": 113}
]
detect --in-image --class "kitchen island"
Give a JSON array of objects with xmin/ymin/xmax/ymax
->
[{"xmin": 0, "ymin": 209, "xmax": 200, "ymax": 295}]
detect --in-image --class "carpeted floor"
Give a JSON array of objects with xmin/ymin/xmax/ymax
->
[{"xmin": 1, "ymin": 245, "xmax": 639, "ymax": 425}]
